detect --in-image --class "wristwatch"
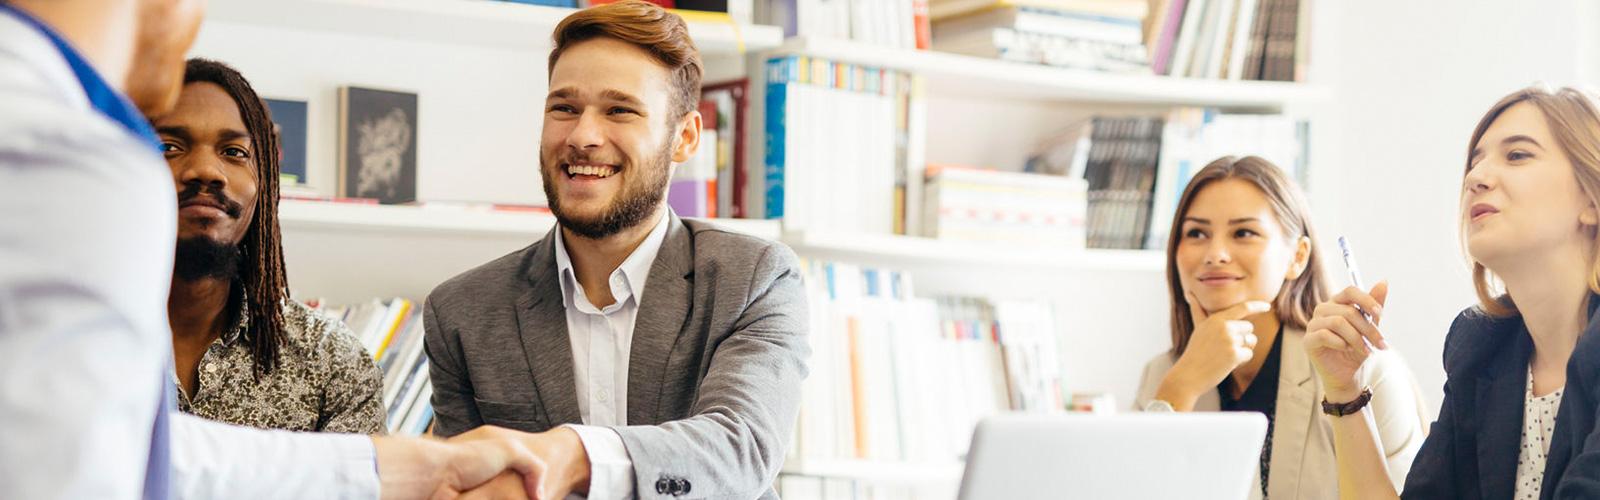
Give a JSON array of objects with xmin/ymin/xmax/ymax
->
[{"xmin": 1321, "ymin": 388, "xmax": 1373, "ymax": 417}]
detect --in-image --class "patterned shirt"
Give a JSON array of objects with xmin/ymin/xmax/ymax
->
[
  {"xmin": 172, "ymin": 297, "xmax": 384, "ymax": 434},
  {"xmin": 1514, "ymin": 365, "xmax": 1565, "ymax": 500}
]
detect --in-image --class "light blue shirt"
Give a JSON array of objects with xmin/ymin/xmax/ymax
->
[
  {"xmin": 0, "ymin": 9, "xmax": 377, "ymax": 500},
  {"xmin": 553, "ymin": 211, "xmax": 671, "ymax": 500}
]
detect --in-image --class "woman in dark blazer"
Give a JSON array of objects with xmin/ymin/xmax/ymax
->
[{"xmin": 1303, "ymin": 85, "xmax": 1600, "ymax": 500}]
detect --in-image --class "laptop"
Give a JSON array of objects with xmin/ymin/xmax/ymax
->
[{"xmin": 957, "ymin": 413, "xmax": 1268, "ymax": 500}]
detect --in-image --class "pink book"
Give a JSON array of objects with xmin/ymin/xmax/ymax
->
[{"xmin": 1152, "ymin": 0, "xmax": 1190, "ymax": 75}]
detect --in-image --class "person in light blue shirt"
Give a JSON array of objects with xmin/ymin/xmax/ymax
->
[{"xmin": 0, "ymin": 1, "xmax": 546, "ymax": 498}]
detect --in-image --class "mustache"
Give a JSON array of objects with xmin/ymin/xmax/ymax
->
[
  {"xmin": 177, "ymin": 182, "xmax": 245, "ymax": 218},
  {"xmin": 556, "ymin": 150, "xmax": 623, "ymax": 167}
]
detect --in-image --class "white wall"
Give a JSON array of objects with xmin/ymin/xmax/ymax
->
[
  {"xmin": 190, "ymin": 21, "xmax": 551, "ymax": 205},
  {"xmin": 1324, "ymin": 0, "xmax": 1588, "ymax": 413}
]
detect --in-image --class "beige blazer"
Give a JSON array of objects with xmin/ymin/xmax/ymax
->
[{"xmin": 1134, "ymin": 327, "xmax": 1429, "ymax": 500}]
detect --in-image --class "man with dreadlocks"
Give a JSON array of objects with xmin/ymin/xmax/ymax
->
[{"xmin": 152, "ymin": 58, "xmax": 384, "ymax": 433}]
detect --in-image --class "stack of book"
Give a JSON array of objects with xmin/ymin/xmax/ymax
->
[
  {"xmin": 1025, "ymin": 109, "xmax": 1307, "ymax": 250},
  {"xmin": 759, "ymin": 56, "xmax": 928, "ymax": 236},
  {"xmin": 930, "ymin": 0, "xmax": 1151, "ymax": 72},
  {"xmin": 1146, "ymin": 0, "xmax": 1311, "ymax": 81},
  {"xmin": 758, "ymin": 0, "xmax": 933, "ymax": 50},
  {"xmin": 789, "ymin": 260, "xmax": 1064, "ymax": 466},
  {"xmin": 920, "ymin": 165, "xmax": 1088, "ymax": 249},
  {"xmin": 321, "ymin": 298, "xmax": 434, "ymax": 436}
]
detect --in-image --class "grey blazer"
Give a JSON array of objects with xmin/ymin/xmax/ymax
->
[{"xmin": 423, "ymin": 213, "xmax": 810, "ymax": 499}]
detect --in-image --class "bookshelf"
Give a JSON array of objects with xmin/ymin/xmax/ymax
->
[
  {"xmin": 769, "ymin": 37, "xmax": 1329, "ymax": 110},
  {"xmin": 784, "ymin": 230, "xmax": 1164, "ymax": 272},
  {"xmin": 207, "ymin": 0, "xmax": 785, "ymax": 54}
]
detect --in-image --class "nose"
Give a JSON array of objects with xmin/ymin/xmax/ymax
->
[
  {"xmin": 565, "ymin": 108, "xmax": 605, "ymax": 152},
  {"xmin": 171, "ymin": 148, "xmax": 227, "ymax": 193},
  {"xmin": 1464, "ymin": 162, "xmax": 1494, "ymax": 195},
  {"xmin": 1203, "ymin": 237, "xmax": 1231, "ymax": 266}
]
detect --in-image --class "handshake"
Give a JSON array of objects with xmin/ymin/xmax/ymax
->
[{"xmin": 373, "ymin": 425, "xmax": 591, "ymax": 500}]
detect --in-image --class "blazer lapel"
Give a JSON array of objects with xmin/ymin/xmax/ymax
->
[
  {"xmin": 513, "ymin": 228, "xmax": 582, "ymax": 426},
  {"xmin": 1269, "ymin": 328, "xmax": 1317, "ymax": 500},
  {"xmin": 627, "ymin": 213, "xmax": 695, "ymax": 425},
  {"xmin": 1477, "ymin": 329, "xmax": 1531, "ymax": 500}
]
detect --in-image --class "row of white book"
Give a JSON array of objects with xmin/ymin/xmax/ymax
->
[
  {"xmin": 759, "ymin": 0, "xmax": 932, "ymax": 50},
  {"xmin": 322, "ymin": 298, "xmax": 434, "ymax": 436},
  {"xmin": 758, "ymin": 56, "xmax": 928, "ymax": 236},
  {"xmin": 789, "ymin": 260, "xmax": 1064, "ymax": 467}
]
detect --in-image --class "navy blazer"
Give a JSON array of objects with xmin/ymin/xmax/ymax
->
[{"xmin": 1401, "ymin": 296, "xmax": 1600, "ymax": 500}]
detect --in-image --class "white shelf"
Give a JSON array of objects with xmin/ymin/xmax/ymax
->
[
  {"xmin": 770, "ymin": 37, "xmax": 1329, "ymax": 110},
  {"xmin": 781, "ymin": 458, "xmax": 965, "ymax": 485},
  {"xmin": 278, "ymin": 199, "xmax": 783, "ymax": 240},
  {"xmin": 207, "ymin": 0, "xmax": 785, "ymax": 54},
  {"xmin": 784, "ymin": 230, "xmax": 1165, "ymax": 273}
]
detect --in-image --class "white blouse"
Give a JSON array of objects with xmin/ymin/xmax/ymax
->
[{"xmin": 1514, "ymin": 366, "xmax": 1565, "ymax": 500}]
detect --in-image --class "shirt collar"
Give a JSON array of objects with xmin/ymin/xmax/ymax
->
[
  {"xmin": 554, "ymin": 211, "xmax": 672, "ymax": 310},
  {"xmin": 220, "ymin": 287, "xmax": 251, "ymax": 347},
  {"xmin": 0, "ymin": 4, "xmax": 161, "ymax": 151}
]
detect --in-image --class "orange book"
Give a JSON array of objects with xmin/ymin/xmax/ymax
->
[{"xmin": 847, "ymin": 316, "xmax": 870, "ymax": 458}]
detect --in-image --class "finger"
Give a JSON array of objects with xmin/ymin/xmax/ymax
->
[
  {"xmin": 1303, "ymin": 327, "xmax": 1351, "ymax": 352},
  {"xmin": 1369, "ymin": 281, "xmax": 1390, "ymax": 324},
  {"xmin": 1185, "ymin": 289, "xmax": 1208, "ymax": 323},
  {"xmin": 1211, "ymin": 300, "xmax": 1272, "ymax": 322},
  {"xmin": 1325, "ymin": 315, "xmax": 1373, "ymax": 357},
  {"xmin": 1241, "ymin": 331, "xmax": 1258, "ymax": 350},
  {"xmin": 1336, "ymin": 301, "xmax": 1388, "ymax": 350},
  {"xmin": 1235, "ymin": 345, "xmax": 1254, "ymax": 364}
]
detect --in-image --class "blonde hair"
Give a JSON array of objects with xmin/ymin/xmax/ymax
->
[
  {"xmin": 1464, "ymin": 85, "xmax": 1600, "ymax": 316},
  {"xmin": 1166, "ymin": 156, "xmax": 1327, "ymax": 355}
]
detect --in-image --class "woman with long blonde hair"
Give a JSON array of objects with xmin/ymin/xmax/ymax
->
[{"xmin": 1307, "ymin": 85, "xmax": 1600, "ymax": 499}]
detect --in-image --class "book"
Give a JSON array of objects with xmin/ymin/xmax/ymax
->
[
  {"xmin": 338, "ymin": 86, "xmax": 418, "ymax": 205},
  {"xmin": 790, "ymin": 260, "xmax": 1064, "ymax": 465},
  {"xmin": 263, "ymin": 98, "xmax": 309, "ymax": 187},
  {"xmin": 928, "ymin": 0, "xmax": 1148, "ymax": 21}
]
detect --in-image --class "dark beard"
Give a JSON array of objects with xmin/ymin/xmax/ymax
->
[
  {"xmin": 542, "ymin": 141, "xmax": 673, "ymax": 240},
  {"xmin": 174, "ymin": 237, "xmax": 241, "ymax": 282}
]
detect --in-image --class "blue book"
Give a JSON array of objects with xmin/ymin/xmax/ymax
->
[
  {"xmin": 264, "ymin": 98, "xmax": 308, "ymax": 185},
  {"xmin": 763, "ymin": 56, "xmax": 796, "ymax": 220}
]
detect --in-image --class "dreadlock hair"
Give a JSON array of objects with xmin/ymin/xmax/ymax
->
[{"xmin": 182, "ymin": 58, "xmax": 288, "ymax": 377}]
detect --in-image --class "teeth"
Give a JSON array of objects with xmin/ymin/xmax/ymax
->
[{"xmin": 567, "ymin": 164, "xmax": 616, "ymax": 178}]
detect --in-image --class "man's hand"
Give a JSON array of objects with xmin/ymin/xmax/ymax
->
[
  {"xmin": 451, "ymin": 426, "xmax": 592, "ymax": 500},
  {"xmin": 372, "ymin": 425, "xmax": 545, "ymax": 500}
]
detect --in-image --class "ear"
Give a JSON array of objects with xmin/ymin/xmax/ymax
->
[
  {"xmin": 1285, "ymin": 235, "xmax": 1312, "ymax": 281},
  {"xmin": 669, "ymin": 109, "xmax": 702, "ymax": 164},
  {"xmin": 1582, "ymin": 202, "xmax": 1599, "ymax": 227}
]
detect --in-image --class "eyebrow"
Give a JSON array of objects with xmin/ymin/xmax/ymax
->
[
  {"xmin": 1502, "ymin": 134, "xmax": 1544, "ymax": 149},
  {"xmin": 1182, "ymin": 217, "xmax": 1260, "ymax": 225},
  {"xmin": 156, "ymin": 126, "xmax": 190, "ymax": 140},
  {"xmin": 546, "ymin": 87, "xmax": 646, "ymax": 107}
]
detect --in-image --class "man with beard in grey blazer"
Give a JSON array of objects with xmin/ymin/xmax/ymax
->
[{"xmin": 422, "ymin": 2, "xmax": 810, "ymax": 499}]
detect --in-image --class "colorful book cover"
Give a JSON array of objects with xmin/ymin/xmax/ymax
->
[
  {"xmin": 338, "ymin": 86, "xmax": 418, "ymax": 205},
  {"xmin": 263, "ymin": 98, "xmax": 308, "ymax": 186}
]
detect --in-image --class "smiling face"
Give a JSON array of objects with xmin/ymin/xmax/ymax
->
[
  {"xmin": 1175, "ymin": 178, "xmax": 1309, "ymax": 314},
  {"xmin": 1464, "ymin": 101, "xmax": 1597, "ymax": 272},
  {"xmin": 539, "ymin": 37, "xmax": 699, "ymax": 240},
  {"xmin": 156, "ymin": 82, "xmax": 259, "ymax": 249}
]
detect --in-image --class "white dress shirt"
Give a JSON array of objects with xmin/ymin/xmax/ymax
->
[
  {"xmin": 0, "ymin": 10, "xmax": 377, "ymax": 499},
  {"xmin": 553, "ymin": 212, "xmax": 670, "ymax": 500}
]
